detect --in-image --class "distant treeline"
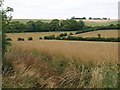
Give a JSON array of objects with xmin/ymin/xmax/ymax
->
[
  {"xmin": 71, "ymin": 17, "xmax": 110, "ymax": 20},
  {"xmin": 7, "ymin": 19, "xmax": 120, "ymax": 33}
]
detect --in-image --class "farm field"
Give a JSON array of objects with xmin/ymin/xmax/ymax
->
[
  {"xmin": 3, "ymin": 0, "xmax": 119, "ymax": 88},
  {"xmin": 12, "ymin": 19, "xmax": 118, "ymax": 26},
  {"xmin": 73, "ymin": 30, "xmax": 119, "ymax": 38},
  {"xmin": 11, "ymin": 40, "xmax": 118, "ymax": 65},
  {"xmin": 7, "ymin": 31, "xmax": 76, "ymax": 41},
  {"xmin": 4, "ymin": 31, "xmax": 119, "ymax": 88},
  {"xmin": 83, "ymin": 19, "xmax": 118, "ymax": 26},
  {"xmin": 7, "ymin": 30, "xmax": 119, "ymax": 41}
]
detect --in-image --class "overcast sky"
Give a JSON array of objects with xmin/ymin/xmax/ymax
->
[{"xmin": 4, "ymin": 0, "xmax": 119, "ymax": 19}]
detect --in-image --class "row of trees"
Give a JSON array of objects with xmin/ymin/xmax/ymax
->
[
  {"xmin": 7, "ymin": 19, "xmax": 120, "ymax": 33},
  {"xmin": 7, "ymin": 19, "xmax": 85, "ymax": 33}
]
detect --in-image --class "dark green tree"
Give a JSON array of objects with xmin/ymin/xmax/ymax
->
[
  {"xmin": 34, "ymin": 20, "xmax": 43, "ymax": 32},
  {"xmin": 49, "ymin": 19, "xmax": 60, "ymax": 31},
  {"xmin": 26, "ymin": 21, "xmax": 35, "ymax": 32},
  {"xmin": 1, "ymin": 2, "xmax": 13, "ymax": 54},
  {"xmin": 8, "ymin": 21, "xmax": 26, "ymax": 33}
]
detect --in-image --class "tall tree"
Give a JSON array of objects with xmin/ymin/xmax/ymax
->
[
  {"xmin": 49, "ymin": 19, "xmax": 60, "ymax": 31},
  {"xmin": 1, "ymin": 1, "xmax": 13, "ymax": 54}
]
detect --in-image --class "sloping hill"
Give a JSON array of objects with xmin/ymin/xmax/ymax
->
[{"xmin": 73, "ymin": 30, "xmax": 119, "ymax": 38}]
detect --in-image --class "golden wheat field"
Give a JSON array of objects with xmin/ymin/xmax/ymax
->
[
  {"xmin": 7, "ymin": 30, "xmax": 119, "ymax": 42},
  {"xmin": 4, "ymin": 32, "xmax": 119, "ymax": 88},
  {"xmin": 7, "ymin": 30, "xmax": 119, "ymax": 65},
  {"xmin": 73, "ymin": 30, "xmax": 119, "ymax": 38},
  {"xmin": 6, "ymin": 31, "xmax": 76, "ymax": 41},
  {"xmin": 10, "ymin": 40, "xmax": 118, "ymax": 65}
]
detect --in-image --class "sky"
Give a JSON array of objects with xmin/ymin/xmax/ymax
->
[{"xmin": 3, "ymin": 0, "xmax": 119, "ymax": 19}]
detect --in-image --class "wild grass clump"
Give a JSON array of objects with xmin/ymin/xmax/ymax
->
[{"xmin": 3, "ymin": 47, "xmax": 118, "ymax": 88}]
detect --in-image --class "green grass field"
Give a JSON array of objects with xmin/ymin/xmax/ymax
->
[
  {"xmin": 12, "ymin": 19, "xmax": 118, "ymax": 26},
  {"xmin": 83, "ymin": 20, "xmax": 118, "ymax": 26}
]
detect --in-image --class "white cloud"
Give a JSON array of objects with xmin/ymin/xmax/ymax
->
[{"xmin": 3, "ymin": 0, "xmax": 119, "ymax": 19}]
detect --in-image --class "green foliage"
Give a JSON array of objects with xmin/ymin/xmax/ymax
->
[
  {"xmin": 69, "ymin": 32, "xmax": 73, "ymax": 35},
  {"xmin": 7, "ymin": 21, "xmax": 26, "ymax": 33},
  {"xmin": 49, "ymin": 19, "xmax": 60, "ymax": 31},
  {"xmin": 59, "ymin": 33, "xmax": 67, "ymax": 37},
  {"xmin": 6, "ymin": 37, "xmax": 12, "ymax": 41},
  {"xmin": 28, "ymin": 37, "xmax": 33, "ymax": 41},
  {"xmin": 43, "ymin": 35, "xmax": 120, "ymax": 42},
  {"xmin": 97, "ymin": 34, "xmax": 101, "ymax": 38},
  {"xmin": 2, "ymin": 2, "xmax": 13, "ymax": 54},
  {"xmin": 44, "ymin": 35, "xmax": 55, "ymax": 40},
  {"xmin": 39, "ymin": 37, "xmax": 42, "ymax": 39},
  {"xmin": 17, "ymin": 38, "xmax": 24, "ymax": 41}
]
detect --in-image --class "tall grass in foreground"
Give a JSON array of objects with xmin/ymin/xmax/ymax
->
[{"xmin": 3, "ymin": 47, "xmax": 118, "ymax": 88}]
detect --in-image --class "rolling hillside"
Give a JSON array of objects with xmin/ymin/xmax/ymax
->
[{"xmin": 73, "ymin": 30, "xmax": 119, "ymax": 38}]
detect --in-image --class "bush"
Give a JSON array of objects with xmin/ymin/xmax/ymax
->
[
  {"xmin": 44, "ymin": 35, "xmax": 55, "ymax": 40},
  {"xmin": 39, "ymin": 37, "xmax": 42, "ymax": 40},
  {"xmin": 6, "ymin": 38, "xmax": 12, "ymax": 41},
  {"xmin": 55, "ymin": 36, "xmax": 61, "ymax": 40},
  {"xmin": 69, "ymin": 32, "xmax": 73, "ymax": 35},
  {"xmin": 59, "ymin": 33, "xmax": 68, "ymax": 37},
  {"xmin": 97, "ymin": 34, "xmax": 101, "ymax": 38},
  {"xmin": 28, "ymin": 37, "xmax": 33, "ymax": 41},
  {"xmin": 17, "ymin": 38, "xmax": 24, "ymax": 41},
  {"xmin": 75, "ymin": 31, "xmax": 83, "ymax": 34}
]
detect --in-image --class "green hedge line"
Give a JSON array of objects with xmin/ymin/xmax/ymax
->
[{"xmin": 44, "ymin": 35, "xmax": 120, "ymax": 42}]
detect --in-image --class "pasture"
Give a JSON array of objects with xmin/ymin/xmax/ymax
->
[{"xmin": 83, "ymin": 19, "xmax": 118, "ymax": 26}]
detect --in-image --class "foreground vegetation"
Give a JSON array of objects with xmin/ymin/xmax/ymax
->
[{"xmin": 3, "ymin": 43, "xmax": 118, "ymax": 88}]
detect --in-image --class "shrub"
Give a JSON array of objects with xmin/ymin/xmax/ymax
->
[
  {"xmin": 17, "ymin": 38, "xmax": 24, "ymax": 41},
  {"xmin": 44, "ymin": 35, "xmax": 55, "ymax": 40},
  {"xmin": 28, "ymin": 37, "xmax": 33, "ymax": 41},
  {"xmin": 39, "ymin": 37, "xmax": 42, "ymax": 40},
  {"xmin": 97, "ymin": 34, "xmax": 101, "ymax": 38},
  {"xmin": 75, "ymin": 31, "xmax": 83, "ymax": 34},
  {"xmin": 59, "ymin": 33, "xmax": 68, "ymax": 37},
  {"xmin": 55, "ymin": 36, "xmax": 61, "ymax": 40},
  {"xmin": 6, "ymin": 38, "xmax": 12, "ymax": 41},
  {"xmin": 69, "ymin": 32, "xmax": 73, "ymax": 35},
  {"xmin": 64, "ymin": 33, "xmax": 67, "ymax": 36}
]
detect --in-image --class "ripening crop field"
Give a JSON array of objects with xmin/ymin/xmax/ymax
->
[
  {"xmin": 10, "ymin": 40, "xmax": 118, "ymax": 65},
  {"xmin": 7, "ymin": 31, "xmax": 76, "ymax": 41},
  {"xmin": 73, "ymin": 30, "xmax": 119, "ymax": 38},
  {"xmin": 7, "ymin": 30, "xmax": 119, "ymax": 41},
  {"xmin": 4, "ymin": 31, "xmax": 119, "ymax": 88}
]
